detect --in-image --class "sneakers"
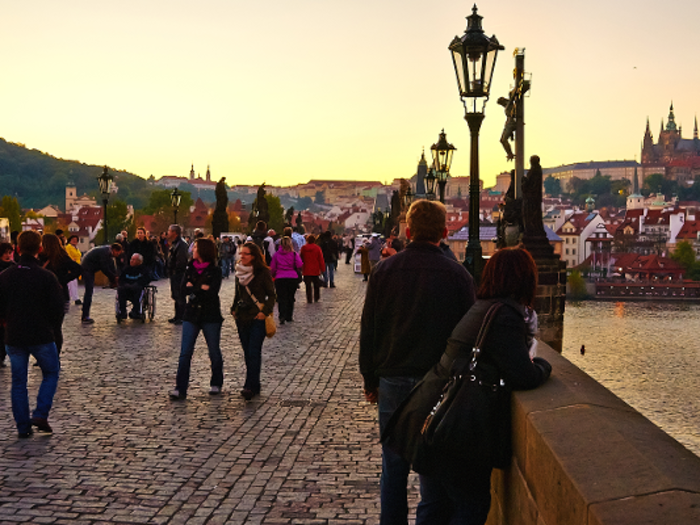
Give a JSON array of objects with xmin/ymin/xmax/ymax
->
[
  {"xmin": 18, "ymin": 429, "xmax": 33, "ymax": 439},
  {"xmin": 31, "ymin": 417, "xmax": 53, "ymax": 433},
  {"xmin": 209, "ymin": 386, "xmax": 221, "ymax": 395},
  {"xmin": 168, "ymin": 318, "xmax": 183, "ymax": 325},
  {"xmin": 169, "ymin": 389, "xmax": 186, "ymax": 400},
  {"xmin": 240, "ymin": 388, "xmax": 255, "ymax": 401},
  {"xmin": 74, "ymin": 299, "xmax": 82, "ymax": 305},
  {"xmin": 81, "ymin": 317, "xmax": 95, "ymax": 324},
  {"xmin": 128, "ymin": 311, "xmax": 142, "ymax": 320}
]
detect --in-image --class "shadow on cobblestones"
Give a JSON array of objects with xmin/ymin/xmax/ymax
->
[{"xmin": 0, "ymin": 265, "xmax": 419, "ymax": 524}]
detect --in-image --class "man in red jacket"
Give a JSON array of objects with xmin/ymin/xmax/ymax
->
[
  {"xmin": 300, "ymin": 234, "xmax": 325, "ymax": 303},
  {"xmin": 0, "ymin": 230, "xmax": 65, "ymax": 438}
]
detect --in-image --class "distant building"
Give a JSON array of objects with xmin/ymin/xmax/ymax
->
[{"xmin": 641, "ymin": 103, "xmax": 700, "ymax": 184}]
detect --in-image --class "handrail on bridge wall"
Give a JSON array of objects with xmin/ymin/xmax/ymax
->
[{"xmin": 487, "ymin": 343, "xmax": 700, "ymax": 525}]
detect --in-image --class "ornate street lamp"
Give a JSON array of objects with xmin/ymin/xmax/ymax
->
[
  {"xmin": 403, "ymin": 186, "xmax": 414, "ymax": 208},
  {"xmin": 97, "ymin": 166, "xmax": 113, "ymax": 244},
  {"xmin": 171, "ymin": 187, "xmax": 182, "ymax": 225},
  {"xmin": 431, "ymin": 129, "xmax": 456, "ymax": 203},
  {"xmin": 424, "ymin": 168, "xmax": 437, "ymax": 201},
  {"xmin": 449, "ymin": 4, "xmax": 503, "ymax": 281}
]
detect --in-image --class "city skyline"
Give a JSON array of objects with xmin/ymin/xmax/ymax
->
[{"xmin": 2, "ymin": 0, "xmax": 699, "ymax": 188}]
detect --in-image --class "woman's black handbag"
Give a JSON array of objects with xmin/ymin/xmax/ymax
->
[
  {"xmin": 382, "ymin": 302, "xmax": 512, "ymax": 475},
  {"xmin": 413, "ymin": 302, "xmax": 511, "ymax": 474}
]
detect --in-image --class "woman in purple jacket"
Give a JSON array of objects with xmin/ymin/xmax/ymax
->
[{"xmin": 269, "ymin": 236, "xmax": 303, "ymax": 324}]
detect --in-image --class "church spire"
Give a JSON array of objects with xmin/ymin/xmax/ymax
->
[
  {"xmin": 206, "ymin": 164, "xmax": 211, "ymax": 182},
  {"xmin": 666, "ymin": 102, "xmax": 677, "ymax": 131},
  {"xmin": 189, "ymin": 163, "xmax": 195, "ymax": 180},
  {"xmin": 633, "ymin": 166, "xmax": 640, "ymax": 195},
  {"xmin": 694, "ymin": 116, "xmax": 698, "ymax": 140}
]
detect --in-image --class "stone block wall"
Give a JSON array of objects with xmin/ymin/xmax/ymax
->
[{"xmin": 487, "ymin": 343, "xmax": 700, "ymax": 525}]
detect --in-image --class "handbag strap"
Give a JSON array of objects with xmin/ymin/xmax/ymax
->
[
  {"xmin": 244, "ymin": 284, "xmax": 265, "ymax": 312},
  {"xmin": 465, "ymin": 302, "xmax": 503, "ymax": 377}
]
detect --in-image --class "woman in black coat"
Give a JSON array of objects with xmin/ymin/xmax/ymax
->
[
  {"xmin": 169, "ymin": 238, "xmax": 224, "ymax": 399},
  {"xmin": 383, "ymin": 247, "xmax": 552, "ymax": 525},
  {"xmin": 41, "ymin": 234, "xmax": 82, "ymax": 357}
]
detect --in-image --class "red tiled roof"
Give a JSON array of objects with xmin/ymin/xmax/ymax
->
[{"xmin": 676, "ymin": 220, "xmax": 700, "ymax": 240}]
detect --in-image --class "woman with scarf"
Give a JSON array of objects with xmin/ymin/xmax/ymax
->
[
  {"xmin": 169, "ymin": 238, "xmax": 224, "ymax": 400},
  {"xmin": 231, "ymin": 242, "xmax": 276, "ymax": 400}
]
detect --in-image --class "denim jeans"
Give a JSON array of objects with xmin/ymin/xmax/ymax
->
[
  {"xmin": 235, "ymin": 318, "xmax": 266, "ymax": 393},
  {"xmin": 6, "ymin": 342, "xmax": 60, "ymax": 434},
  {"xmin": 416, "ymin": 472, "xmax": 492, "ymax": 525},
  {"xmin": 325, "ymin": 263, "xmax": 335, "ymax": 286},
  {"xmin": 81, "ymin": 270, "xmax": 95, "ymax": 319},
  {"xmin": 175, "ymin": 321, "xmax": 223, "ymax": 395},
  {"xmin": 378, "ymin": 376, "xmax": 422, "ymax": 525}
]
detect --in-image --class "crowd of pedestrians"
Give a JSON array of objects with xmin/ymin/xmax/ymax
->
[{"xmin": 1, "ymin": 205, "xmax": 552, "ymax": 525}]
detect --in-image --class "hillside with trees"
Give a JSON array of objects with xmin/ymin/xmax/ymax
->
[{"xmin": 0, "ymin": 137, "xmax": 152, "ymax": 209}]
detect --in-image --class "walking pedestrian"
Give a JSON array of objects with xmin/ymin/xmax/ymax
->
[
  {"xmin": 231, "ymin": 242, "xmax": 276, "ymax": 400},
  {"xmin": 167, "ymin": 224, "xmax": 189, "ymax": 325},
  {"xmin": 65, "ymin": 235, "xmax": 82, "ymax": 305},
  {"xmin": 169, "ymin": 238, "xmax": 224, "ymax": 399},
  {"xmin": 300, "ymin": 234, "xmax": 325, "ymax": 303},
  {"xmin": 359, "ymin": 199, "xmax": 476, "ymax": 524},
  {"xmin": 270, "ymin": 236, "xmax": 303, "ymax": 324},
  {"xmin": 0, "ymin": 231, "xmax": 65, "ymax": 438}
]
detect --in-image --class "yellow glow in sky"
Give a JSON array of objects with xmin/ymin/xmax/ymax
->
[{"xmin": 2, "ymin": 0, "xmax": 699, "ymax": 189}]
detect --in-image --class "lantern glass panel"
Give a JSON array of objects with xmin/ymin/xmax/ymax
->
[{"xmin": 451, "ymin": 48, "xmax": 466, "ymax": 96}]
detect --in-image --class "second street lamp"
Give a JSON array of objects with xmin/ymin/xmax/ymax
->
[
  {"xmin": 97, "ymin": 166, "xmax": 114, "ymax": 245},
  {"xmin": 431, "ymin": 129, "xmax": 456, "ymax": 203},
  {"xmin": 449, "ymin": 4, "xmax": 503, "ymax": 281},
  {"xmin": 171, "ymin": 188, "xmax": 182, "ymax": 225},
  {"xmin": 424, "ymin": 168, "xmax": 437, "ymax": 201}
]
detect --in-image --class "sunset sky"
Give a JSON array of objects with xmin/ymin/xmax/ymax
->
[{"xmin": 3, "ymin": 0, "xmax": 699, "ymax": 189}]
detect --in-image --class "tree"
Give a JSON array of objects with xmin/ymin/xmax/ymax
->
[
  {"xmin": 0, "ymin": 196, "xmax": 22, "ymax": 233},
  {"xmin": 284, "ymin": 206, "xmax": 295, "ymax": 225},
  {"xmin": 643, "ymin": 173, "xmax": 676, "ymax": 197},
  {"xmin": 314, "ymin": 191, "xmax": 325, "ymax": 204},
  {"xmin": 671, "ymin": 241, "xmax": 699, "ymax": 279},
  {"xmin": 543, "ymin": 175, "xmax": 561, "ymax": 196},
  {"xmin": 265, "ymin": 194, "xmax": 284, "ymax": 234},
  {"xmin": 212, "ymin": 178, "xmax": 229, "ymax": 238},
  {"xmin": 94, "ymin": 200, "xmax": 132, "ymax": 244},
  {"xmin": 297, "ymin": 196, "xmax": 313, "ymax": 210},
  {"xmin": 567, "ymin": 270, "xmax": 588, "ymax": 300}
]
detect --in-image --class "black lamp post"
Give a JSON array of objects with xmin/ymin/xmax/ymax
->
[
  {"xmin": 403, "ymin": 186, "xmax": 414, "ymax": 208},
  {"xmin": 97, "ymin": 166, "xmax": 113, "ymax": 244},
  {"xmin": 424, "ymin": 168, "xmax": 437, "ymax": 201},
  {"xmin": 431, "ymin": 129, "xmax": 456, "ymax": 203},
  {"xmin": 449, "ymin": 4, "xmax": 503, "ymax": 281},
  {"xmin": 171, "ymin": 188, "xmax": 182, "ymax": 225}
]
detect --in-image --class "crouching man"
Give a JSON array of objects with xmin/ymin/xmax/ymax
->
[{"xmin": 117, "ymin": 253, "xmax": 152, "ymax": 320}]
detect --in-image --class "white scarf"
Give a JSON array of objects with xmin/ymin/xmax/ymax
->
[{"xmin": 235, "ymin": 262, "xmax": 255, "ymax": 286}]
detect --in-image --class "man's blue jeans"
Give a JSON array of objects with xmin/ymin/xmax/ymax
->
[
  {"xmin": 6, "ymin": 342, "xmax": 60, "ymax": 434},
  {"xmin": 235, "ymin": 318, "xmax": 266, "ymax": 393},
  {"xmin": 175, "ymin": 321, "xmax": 223, "ymax": 395},
  {"xmin": 378, "ymin": 376, "xmax": 421, "ymax": 525}
]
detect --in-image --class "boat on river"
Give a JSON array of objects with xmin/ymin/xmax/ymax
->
[{"xmin": 594, "ymin": 280, "xmax": 700, "ymax": 300}]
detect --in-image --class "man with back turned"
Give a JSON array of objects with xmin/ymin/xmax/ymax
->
[
  {"xmin": 359, "ymin": 199, "xmax": 476, "ymax": 524},
  {"xmin": 0, "ymin": 230, "xmax": 65, "ymax": 438}
]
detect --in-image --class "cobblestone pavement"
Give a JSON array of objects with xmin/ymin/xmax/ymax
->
[{"xmin": 0, "ymin": 263, "xmax": 419, "ymax": 524}]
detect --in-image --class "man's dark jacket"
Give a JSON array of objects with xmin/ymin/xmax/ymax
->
[
  {"xmin": 0, "ymin": 255, "xmax": 65, "ymax": 346},
  {"xmin": 359, "ymin": 241, "xmax": 476, "ymax": 390},
  {"xmin": 167, "ymin": 237, "xmax": 189, "ymax": 276},
  {"xmin": 81, "ymin": 246, "xmax": 118, "ymax": 281}
]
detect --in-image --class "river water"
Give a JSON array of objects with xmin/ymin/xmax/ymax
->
[{"xmin": 562, "ymin": 300, "xmax": 700, "ymax": 457}]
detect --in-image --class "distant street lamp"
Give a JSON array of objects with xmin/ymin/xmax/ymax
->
[
  {"xmin": 97, "ymin": 166, "xmax": 113, "ymax": 244},
  {"xmin": 403, "ymin": 186, "xmax": 414, "ymax": 208},
  {"xmin": 171, "ymin": 188, "xmax": 182, "ymax": 225},
  {"xmin": 449, "ymin": 4, "xmax": 503, "ymax": 281},
  {"xmin": 431, "ymin": 129, "xmax": 456, "ymax": 203},
  {"xmin": 424, "ymin": 168, "xmax": 437, "ymax": 201}
]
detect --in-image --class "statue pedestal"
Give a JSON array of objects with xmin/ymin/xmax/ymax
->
[{"xmin": 524, "ymin": 236, "xmax": 566, "ymax": 353}]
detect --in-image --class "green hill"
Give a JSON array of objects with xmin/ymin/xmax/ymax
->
[{"xmin": 0, "ymin": 137, "xmax": 152, "ymax": 210}]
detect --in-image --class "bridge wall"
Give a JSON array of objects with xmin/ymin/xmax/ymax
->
[{"xmin": 486, "ymin": 343, "xmax": 700, "ymax": 525}]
